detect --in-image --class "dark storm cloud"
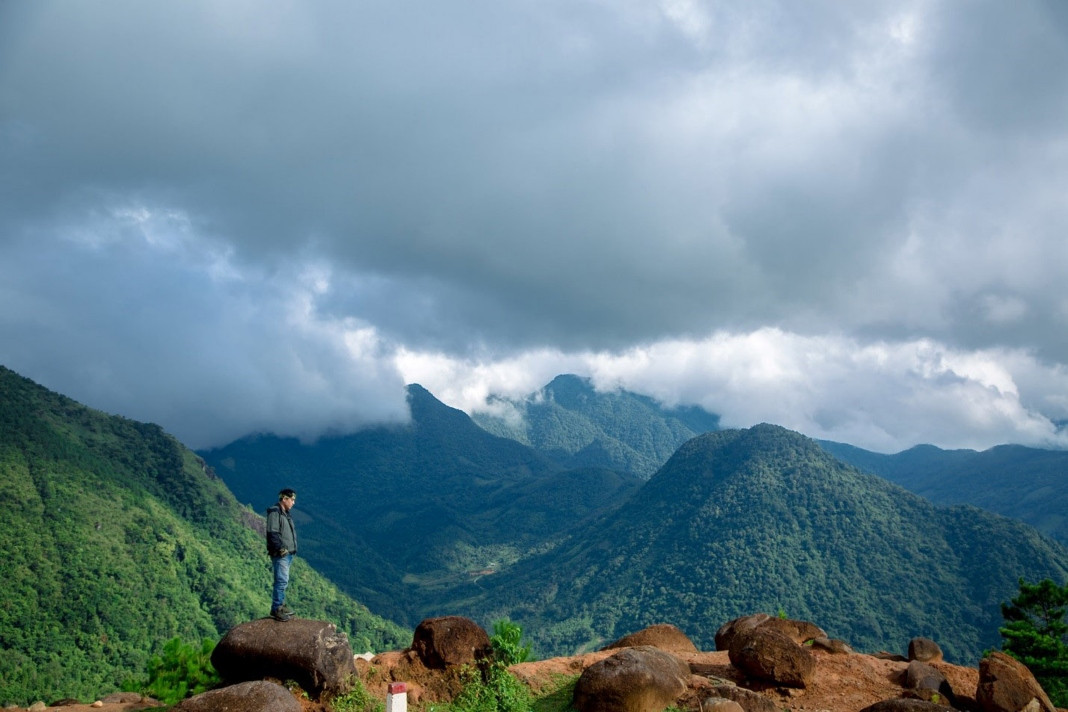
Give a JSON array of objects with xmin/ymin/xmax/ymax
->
[{"xmin": 3, "ymin": 0, "xmax": 1068, "ymax": 450}]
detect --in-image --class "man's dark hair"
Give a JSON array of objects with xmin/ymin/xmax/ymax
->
[{"xmin": 279, "ymin": 488, "xmax": 296, "ymax": 500}]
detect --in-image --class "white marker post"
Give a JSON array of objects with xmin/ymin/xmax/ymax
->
[{"xmin": 386, "ymin": 681, "xmax": 407, "ymax": 712}]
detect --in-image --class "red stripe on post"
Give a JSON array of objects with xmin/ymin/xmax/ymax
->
[{"xmin": 388, "ymin": 682, "xmax": 407, "ymax": 694}]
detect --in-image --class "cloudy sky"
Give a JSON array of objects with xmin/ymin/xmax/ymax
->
[{"xmin": 3, "ymin": 0, "xmax": 1068, "ymax": 454}]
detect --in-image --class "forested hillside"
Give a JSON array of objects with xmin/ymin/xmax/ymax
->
[
  {"xmin": 822, "ymin": 440, "xmax": 1068, "ymax": 545},
  {"xmin": 464, "ymin": 425, "xmax": 1068, "ymax": 663},
  {"xmin": 200, "ymin": 383, "xmax": 643, "ymax": 625},
  {"xmin": 471, "ymin": 374, "xmax": 720, "ymax": 477},
  {"xmin": 0, "ymin": 366, "xmax": 407, "ymax": 707}
]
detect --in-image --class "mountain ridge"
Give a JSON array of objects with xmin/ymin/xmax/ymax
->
[
  {"xmin": 821, "ymin": 439, "xmax": 1068, "ymax": 545},
  {"xmin": 201, "ymin": 382, "xmax": 642, "ymax": 625},
  {"xmin": 471, "ymin": 373, "xmax": 720, "ymax": 477},
  {"xmin": 462, "ymin": 424, "xmax": 1068, "ymax": 663}
]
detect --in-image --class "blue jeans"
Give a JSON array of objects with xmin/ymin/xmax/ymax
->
[{"xmin": 271, "ymin": 553, "xmax": 293, "ymax": 610}]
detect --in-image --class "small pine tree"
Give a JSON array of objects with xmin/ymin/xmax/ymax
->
[
  {"xmin": 1000, "ymin": 578, "xmax": 1068, "ymax": 706},
  {"xmin": 123, "ymin": 637, "xmax": 220, "ymax": 706}
]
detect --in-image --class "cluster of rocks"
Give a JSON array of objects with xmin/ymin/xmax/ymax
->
[
  {"xmin": 174, "ymin": 618, "xmax": 360, "ymax": 712},
  {"xmin": 559, "ymin": 613, "xmax": 1059, "ymax": 712},
  {"xmin": 46, "ymin": 612, "xmax": 1055, "ymax": 712},
  {"xmin": 360, "ymin": 613, "xmax": 1060, "ymax": 712}
]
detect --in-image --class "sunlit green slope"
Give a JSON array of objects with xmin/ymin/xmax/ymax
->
[{"xmin": 0, "ymin": 366, "xmax": 407, "ymax": 706}]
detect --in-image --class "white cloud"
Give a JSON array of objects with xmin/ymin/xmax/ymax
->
[
  {"xmin": 398, "ymin": 329, "xmax": 1068, "ymax": 454},
  {"xmin": 4, "ymin": 0, "xmax": 1068, "ymax": 455}
]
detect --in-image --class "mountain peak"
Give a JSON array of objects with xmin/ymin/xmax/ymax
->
[{"xmin": 542, "ymin": 373, "xmax": 597, "ymax": 407}]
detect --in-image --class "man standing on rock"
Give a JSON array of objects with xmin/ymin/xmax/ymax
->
[{"xmin": 266, "ymin": 488, "xmax": 298, "ymax": 621}]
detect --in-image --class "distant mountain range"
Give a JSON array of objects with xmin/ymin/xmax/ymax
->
[
  {"xmin": 200, "ymin": 375, "xmax": 1068, "ymax": 663},
  {"xmin": 201, "ymin": 383, "xmax": 643, "ymax": 624},
  {"xmin": 821, "ymin": 440, "xmax": 1068, "ymax": 545},
  {"xmin": 8, "ymin": 361, "xmax": 1068, "ymax": 705},
  {"xmin": 471, "ymin": 374, "xmax": 721, "ymax": 478},
  {"xmin": 0, "ymin": 366, "xmax": 406, "ymax": 706}
]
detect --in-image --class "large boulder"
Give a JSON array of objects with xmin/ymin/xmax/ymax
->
[
  {"xmin": 908, "ymin": 638, "xmax": 944, "ymax": 663},
  {"xmin": 715, "ymin": 614, "xmax": 771, "ymax": 652},
  {"xmin": 715, "ymin": 614, "xmax": 826, "ymax": 650},
  {"xmin": 211, "ymin": 618, "xmax": 356, "ymax": 698},
  {"xmin": 572, "ymin": 645, "xmax": 690, "ymax": 712},
  {"xmin": 903, "ymin": 660, "xmax": 954, "ymax": 705},
  {"xmin": 603, "ymin": 624, "xmax": 698, "ymax": 654},
  {"xmin": 976, "ymin": 651, "xmax": 1056, "ymax": 712},
  {"xmin": 410, "ymin": 616, "xmax": 492, "ymax": 669},
  {"xmin": 175, "ymin": 680, "xmax": 301, "ymax": 712},
  {"xmin": 759, "ymin": 616, "xmax": 827, "ymax": 645},
  {"xmin": 811, "ymin": 637, "xmax": 853, "ymax": 654},
  {"xmin": 728, "ymin": 626, "xmax": 816, "ymax": 688}
]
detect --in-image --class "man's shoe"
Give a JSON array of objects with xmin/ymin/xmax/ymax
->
[{"xmin": 270, "ymin": 607, "xmax": 292, "ymax": 622}]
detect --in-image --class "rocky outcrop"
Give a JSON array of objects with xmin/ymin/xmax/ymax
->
[
  {"xmin": 976, "ymin": 651, "xmax": 1056, "ymax": 712},
  {"xmin": 410, "ymin": 616, "xmax": 492, "ymax": 669},
  {"xmin": 174, "ymin": 680, "xmax": 300, "ymax": 712},
  {"xmin": 211, "ymin": 618, "xmax": 356, "ymax": 698},
  {"xmin": 349, "ymin": 614, "xmax": 1038, "ymax": 712},
  {"xmin": 572, "ymin": 646, "xmax": 691, "ymax": 712},
  {"xmin": 603, "ymin": 624, "xmax": 698, "ymax": 654},
  {"xmin": 909, "ymin": 638, "xmax": 944, "ymax": 663},
  {"xmin": 727, "ymin": 625, "xmax": 816, "ymax": 688}
]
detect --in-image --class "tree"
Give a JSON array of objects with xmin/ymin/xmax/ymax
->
[{"xmin": 1000, "ymin": 578, "xmax": 1068, "ymax": 706}]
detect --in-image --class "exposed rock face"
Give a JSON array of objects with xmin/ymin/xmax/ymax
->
[
  {"xmin": 174, "ymin": 681, "xmax": 301, "ymax": 712},
  {"xmin": 410, "ymin": 616, "xmax": 492, "ymax": 669},
  {"xmin": 727, "ymin": 626, "xmax": 816, "ymax": 688},
  {"xmin": 976, "ymin": 651, "xmax": 1056, "ymax": 712},
  {"xmin": 603, "ymin": 624, "xmax": 698, "ymax": 654},
  {"xmin": 572, "ymin": 645, "xmax": 691, "ymax": 712},
  {"xmin": 908, "ymin": 638, "xmax": 944, "ymax": 663},
  {"xmin": 211, "ymin": 618, "xmax": 356, "ymax": 698}
]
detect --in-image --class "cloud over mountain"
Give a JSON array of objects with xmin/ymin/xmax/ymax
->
[{"xmin": 3, "ymin": 0, "xmax": 1068, "ymax": 451}]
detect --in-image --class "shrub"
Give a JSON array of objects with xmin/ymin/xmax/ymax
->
[
  {"xmin": 122, "ymin": 636, "xmax": 220, "ymax": 706},
  {"xmin": 491, "ymin": 619, "xmax": 532, "ymax": 666},
  {"xmin": 329, "ymin": 677, "xmax": 384, "ymax": 712},
  {"xmin": 443, "ymin": 663, "xmax": 532, "ymax": 712}
]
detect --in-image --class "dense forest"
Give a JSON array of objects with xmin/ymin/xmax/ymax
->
[{"xmin": 822, "ymin": 440, "xmax": 1068, "ymax": 545}]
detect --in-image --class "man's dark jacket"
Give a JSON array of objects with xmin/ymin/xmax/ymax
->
[{"xmin": 265, "ymin": 504, "xmax": 297, "ymax": 557}]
